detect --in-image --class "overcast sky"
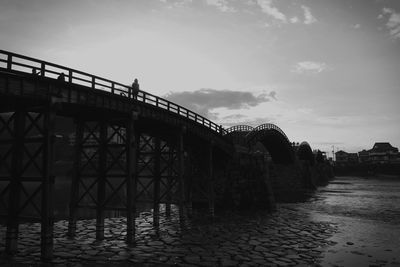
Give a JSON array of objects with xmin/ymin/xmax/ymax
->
[{"xmin": 1, "ymin": 0, "xmax": 399, "ymax": 156}]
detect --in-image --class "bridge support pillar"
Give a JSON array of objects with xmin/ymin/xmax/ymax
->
[
  {"xmin": 177, "ymin": 126, "xmax": 185, "ymax": 223},
  {"xmin": 67, "ymin": 117, "xmax": 131, "ymax": 241},
  {"xmin": 258, "ymin": 156, "xmax": 276, "ymax": 212},
  {"xmin": 96, "ymin": 120, "xmax": 107, "ymax": 240},
  {"xmin": 2, "ymin": 99, "xmax": 57, "ymax": 260},
  {"xmin": 153, "ymin": 137, "xmax": 161, "ymax": 228},
  {"xmin": 185, "ymin": 172, "xmax": 193, "ymax": 218},
  {"xmin": 40, "ymin": 98, "xmax": 57, "ymax": 261},
  {"xmin": 68, "ymin": 119, "xmax": 83, "ymax": 237},
  {"xmin": 207, "ymin": 142, "xmax": 215, "ymax": 218},
  {"xmin": 5, "ymin": 110, "xmax": 25, "ymax": 254},
  {"xmin": 165, "ymin": 147, "xmax": 173, "ymax": 217},
  {"xmin": 126, "ymin": 111, "xmax": 138, "ymax": 244}
]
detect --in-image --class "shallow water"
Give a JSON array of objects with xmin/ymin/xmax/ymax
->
[
  {"xmin": 296, "ymin": 176, "xmax": 400, "ymax": 266},
  {"xmin": 308, "ymin": 176, "xmax": 400, "ymax": 224}
]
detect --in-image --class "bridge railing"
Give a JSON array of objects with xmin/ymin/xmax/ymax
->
[
  {"xmin": 252, "ymin": 123, "xmax": 289, "ymax": 141},
  {"xmin": 0, "ymin": 50, "xmax": 227, "ymax": 135},
  {"xmin": 225, "ymin": 125, "xmax": 254, "ymax": 133}
]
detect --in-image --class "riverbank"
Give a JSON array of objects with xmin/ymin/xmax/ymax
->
[{"xmin": 334, "ymin": 163, "xmax": 400, "ymax": 178}]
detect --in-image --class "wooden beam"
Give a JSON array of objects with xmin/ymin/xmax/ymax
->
[
  {"xmin": 153, "ymin": 137, "xmax": 161, "ymax": 228},
  {"xmin": 177, "ymin": 127, "xmax": 185, "ymax": 223},
  {"xmin": 165, "ymin": 146, "xmax": 174, "ymax": 217},
  {"xmin": 67, "ymin": 118, "xmax": 84, "ymax": 237},
  {"xmin": 5, "ymin": 110, "xmax": 25, "ymax": 254},
  {"xmin": 40, "ymin": 97, "xmax": 57, "ymax": 261},
  {"xmin": 126, "ymin": 111, "xmax": 138, "ymax": 244},
  {"xmin": 207, "ymin": 141, "xmax": 215, "ymax": 218},
  {"xmin": 96, "ymin": 120, "xmax": 107, "ymax": 240}
]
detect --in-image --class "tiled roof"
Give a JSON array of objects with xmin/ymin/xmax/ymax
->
[{"xmin": 370, "ymin": 142, "xmax": 398, "ymax": 153}]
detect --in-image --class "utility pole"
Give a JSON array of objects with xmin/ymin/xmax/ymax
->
[{"xmin": 332, "ymin": 145, "xmax": 335, "ymax": 162}]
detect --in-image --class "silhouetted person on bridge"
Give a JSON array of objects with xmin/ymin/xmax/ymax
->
[
  {"xmin": 57, "ymin": 72, "xmax": 65, "ymax": 82},
  {"xmin": 132, "ymin": 78, "xmax": 139, "ymax": 99}
]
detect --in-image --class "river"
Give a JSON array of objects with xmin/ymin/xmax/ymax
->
[{"xmin": 289, "ymin": 176, "xmax": 400, "ymax": 266}]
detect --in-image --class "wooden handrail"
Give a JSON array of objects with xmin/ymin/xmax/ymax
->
[{"xmin": 0, "ymin": 50, "xmax": 224, "ymax": 135}]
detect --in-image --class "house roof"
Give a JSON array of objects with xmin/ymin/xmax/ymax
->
[
  {"xmin": 370, "ymin": 142, "xmax": 398, "ymax": 153},
  {"xmin": 335, "ymin": 150, "xmax": 347, "ymax": 155}
]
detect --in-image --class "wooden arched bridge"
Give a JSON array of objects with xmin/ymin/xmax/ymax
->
[{"xmin": 0, "ymin": 50, "xmax": 332, "ymax": 260}]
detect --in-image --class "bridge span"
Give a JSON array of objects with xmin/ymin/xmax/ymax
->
[{"xmin": 0, "ymin": 50, "xmax": 332, "ymax": 260}]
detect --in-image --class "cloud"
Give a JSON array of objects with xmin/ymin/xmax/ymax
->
[
  {"xmin": 379, "ymin": 7, "xmax": 400, "ymax": 39},
  {"xmin": 206, "ymin": 0, "xmax": 236, "ymax": 13},
  {"xmin": 160, "ymin": 0, "xmax": 193, "ymax": 8},
  {"xmin": 315, "ymin": 142, "xmax": 345, "ymax": 146},
  {"xmin": 256, "ymin": 0, "xmax": 287, "ymax": 23},
  {"xmin": 290, "ymin": 16, "xmax": 299, "ymax": 24},
  {"xmin": 268, "ymin": 91, "xmax": 277, "ymax": 100},
  {"xmin": 255, "ymin": 2, "xmax": 317, "ymax": 25},
  {"xmin": 301, "ymin": 5, "xmax": 317, "ymax": 25},
  {"xmin": 164, "ymin": 88, "xmax": 276, "ymax": 119},
  {"xmin": 221, "ymin": 115, "xmax": 278, "ymax": 127},
  {"xmin": 293, "ymin": 61, "xmax": 327, "ymax": 74},
  {"xmin": 352, "ymin": 23, "xmax": 361, "ymax": 29}
]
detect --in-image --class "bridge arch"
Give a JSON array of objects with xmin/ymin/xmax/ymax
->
[
  {"xmin": 297, "ymin": 141, "xmax": 315, "ymax": 165},
  {"xmin": 246, "ymin": 123, "xmax": 294, "ymax": 164},
  {"xmin": 225, "ymin": 124, "xmax": 254, "ymax": 133}
]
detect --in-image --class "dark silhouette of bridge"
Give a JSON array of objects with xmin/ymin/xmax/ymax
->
[{"xmin": 0, "ymin": 50, "xmax": 331, "ymax": 261}]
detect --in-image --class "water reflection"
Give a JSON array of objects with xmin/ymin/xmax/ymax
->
[
  {"xmin": 301, "ymin": 176, "xmax": 400, "ymax": 267},
  {"xmin": 305, "ymin": 176, "xmax": 400, "ymax": 224}
]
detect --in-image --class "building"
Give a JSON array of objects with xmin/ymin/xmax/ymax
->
[
  {"xmin": 335, "ymin": 143, "xmax": 400, "ymax": 165},
  {"xmin": 335, "ymin": 150, "xmax": 357, "ymax": 166},
  {"xmin": 358, "ymin": 149, "xmax": 369, "ymax": 163},
  {"xmin": 347, "ymin": 153, "xmax": 359, "ymax": 164},
  {"xmin": 368, "ymin": 142, "xmax": 399, "ymax": 164}
]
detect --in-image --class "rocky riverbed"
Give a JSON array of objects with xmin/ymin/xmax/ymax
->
[
  {"xmin": 0, "ymin": 205, "xmax": 337, "ymax": 266},
  {"xmin": 1, "ymin": 176, "xmax": 399, "ymax": 266}
]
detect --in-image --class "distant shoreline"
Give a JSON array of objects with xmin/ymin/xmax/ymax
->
[
  {"xmin": 335, "ymin": 173, "xmax": 400, "ymax": 179},
  {"xmin": 333, "ymin": 163, "xmax": 400, "ymax": 179}
]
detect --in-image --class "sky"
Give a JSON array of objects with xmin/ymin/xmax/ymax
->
[{"xmin": 1, "ymin": 0, "xmax": 400, "ymax": 156}]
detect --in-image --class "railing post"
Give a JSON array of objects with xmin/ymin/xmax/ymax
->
[
  {"xmin": 6, "ymin": 54, "xmax": 12, "ymax": 70},
  {"xmin": 41, "ymin": 62, "xmax": 45, "ymax": 77},
  {"xmin": 68, "ymin": 70, "xmax": 73, "ymax": 83},
  {"xmin": 111, "ymin": 83, "xmax": 115, "ymax": 94},
  {"xmin": 91, "ymin": 76, "xmax": 95, "ymax": 89},
  {"xmin": 128, "ymin": 87, "xmax": 132, "ymax": 99}
]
